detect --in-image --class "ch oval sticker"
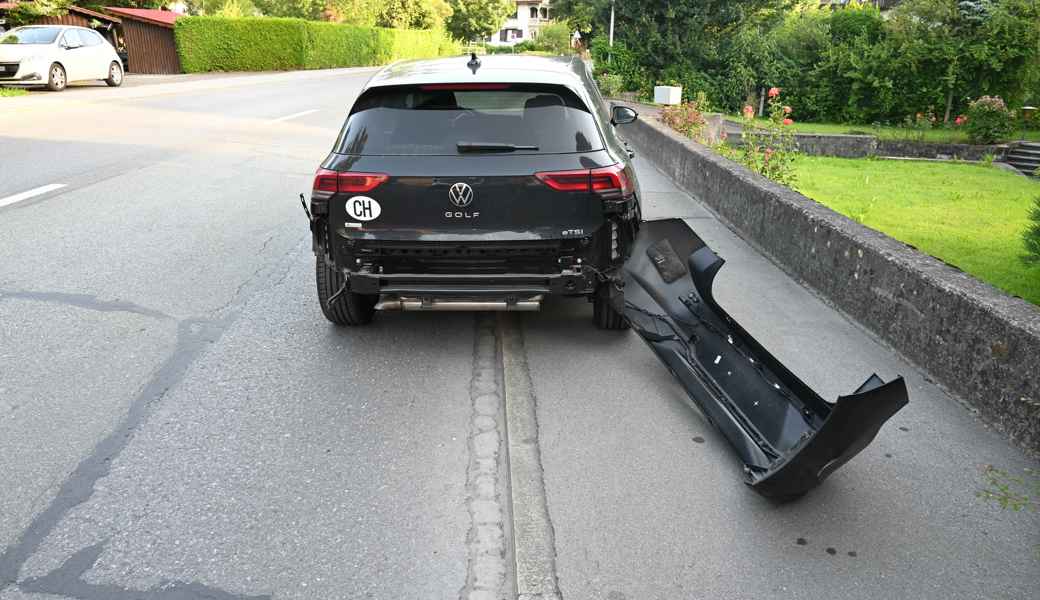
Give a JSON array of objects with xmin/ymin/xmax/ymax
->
[{"xmin": 346, "ymin": 196, "xmax": 381, "ymax": 221}]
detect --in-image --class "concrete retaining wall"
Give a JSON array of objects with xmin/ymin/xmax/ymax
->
[
  {"xmin": 621, "ymin": 108, "xmax": 1040, "ymax": 454},
  {"xmin": 876, "ymin": 140, "xmax": 1006, "ymax": 161},
  {"xmin": 727, "ymin": 129, "xmax": 1005, "ymax": 160},
  {"xmin": 793, "ymin": 134, "xmax": 876, "ymax": 158}
]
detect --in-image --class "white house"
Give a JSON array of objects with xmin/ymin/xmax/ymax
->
[{"xmin": 488, "ymin": 0, "xmax": 553, "ymax": 46}]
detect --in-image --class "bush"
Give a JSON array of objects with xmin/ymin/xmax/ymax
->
[
  {"xmin": 595, "ymin": 73, "xmax": 623, "ymax": 98},
  {"xmin": 174, "ymin": 16, "xmax": 459, "ymax": 73},
  {"xmin": 660, "ymin": 102, "xmax": 707, "ymax": 141},
  {"xmin": 175, "ymin": 17, "xmax": 306, "ymax": 72},
  {"xmin": 964, "ymin": 96, "xmax": 1016, "ymax": 144},
  {"xmin": 1024, "ymin": 196, "xmax": 1040, "ymax": 265},
  {"xmin": 533, "ymin": 22, "xmax": 572, "ymax": 54}
]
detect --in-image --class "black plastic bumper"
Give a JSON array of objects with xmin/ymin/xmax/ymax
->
[{"xmin": 622, "ymin": 219, "xmax": 909, "ymax": 500}]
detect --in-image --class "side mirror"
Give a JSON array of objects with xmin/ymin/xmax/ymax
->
[{"xmin": 611, "ymin": 105, "xmax": 638, "ymax": 126}]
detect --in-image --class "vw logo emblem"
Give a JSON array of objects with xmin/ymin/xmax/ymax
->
[{"xmin": 448, "ymin": 182, "xmax": 475, "ymax": 208}]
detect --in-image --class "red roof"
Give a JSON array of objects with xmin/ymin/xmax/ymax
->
[{"xmin": 103, "ymin": 7, "xmax": 183, "ymax": 28}]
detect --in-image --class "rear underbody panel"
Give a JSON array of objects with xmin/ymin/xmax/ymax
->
[{"xmin": 622, "ymin": 219, "xmax": 909, "ymax": 500}]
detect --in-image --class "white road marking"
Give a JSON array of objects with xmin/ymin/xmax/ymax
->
[
  {"xmin": 271, "ymin": 109, "xmax": 319, "ymax": 122},
  {"xmin": 0, "ymin": 184, "xmax": 67, "ymax": 209}
]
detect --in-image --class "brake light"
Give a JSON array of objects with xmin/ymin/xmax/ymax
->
[
  {"xmin": 420, "ymin": 83, "xmax": 511, "ymax": 91},
  {"xmin": 535, "ymin": 164, "xmax": 633, "ymax": 197},
  {"xmin": 535, "ymin": 169, "xmax": 593, "ymax": 192},
  {"xmin": 590, "ymin": 164, "xmax": 634, "ymax": 197},
  {"xmin": 313, "ymin": 169, "xmax": 389, "ymax": 195}
]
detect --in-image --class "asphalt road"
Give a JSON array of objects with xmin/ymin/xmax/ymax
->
[{"xmin": 0, "ymin": 70, "xmax": 1037, "ymax": 600}]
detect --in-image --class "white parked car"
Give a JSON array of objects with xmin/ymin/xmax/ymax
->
[{"xmin": 0, "ymin": 25, "xmax": 123, "ymax": 92}]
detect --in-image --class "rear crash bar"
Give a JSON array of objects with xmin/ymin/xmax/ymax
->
[
  {"xmin": 375, "ymin": 295, "xmax": 543, "ymax": 312},
  {"xmin": 622, "ymin": 219, "xmax": 909, "ymax": 500}
]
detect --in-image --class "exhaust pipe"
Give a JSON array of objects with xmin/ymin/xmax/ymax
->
[{"xmin": 375, "ymin": 295, "xmax": 543, "ymax": 312}]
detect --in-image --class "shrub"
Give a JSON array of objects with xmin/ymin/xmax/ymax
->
[
  {"xmin": 174, "ymin": 16, "xmax": 459, "ymax": 73},
  {"xmin": 533, "ymin": 22, "xmax": 572, "ymax": 54},
  {"xmin": 964, "ymin": 96, "xmax": 1016, "ymax": 144},
  {"xmin": 1023, "ymin": 196, "xmax": 1040, "ymax": 265},
  {"xmin": 175, "ymin": 17, "xmax": 305, "ymax": 73},
  {"xmin": 595, "ymin": 73, "xmax": 623, "ymax": 98},
  {"xmin": 736, "ymin": 88, "xmax": 798, "ymax": 186},
  {"xmin": 304, "ymin": 22, "xmax": 381, "ymax": 69},
  {"xmin": 660, "ymin": 101, "xmax": 708, "ymax": 143}
]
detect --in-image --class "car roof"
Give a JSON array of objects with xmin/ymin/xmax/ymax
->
[{"xmin": 365, "ymin": 55, "xmax": 590, "ymax": 91}]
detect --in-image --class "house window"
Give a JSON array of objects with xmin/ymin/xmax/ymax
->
[
  {"xmin": 540, "ymin": 7, "xmax": 548, "ymax": 18},
  {"xmin": 530, "ymin": 7, "xmax": 538, "ymax": 18}
]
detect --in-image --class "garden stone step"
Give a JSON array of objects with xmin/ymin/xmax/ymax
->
[
  {"xmin": 1009, "ymin": 148, "xmax": 1040, "ymax": 158},
  {"xmin": 1008, "ymin": 156, "xmax": 1040, "ymax": 167}
]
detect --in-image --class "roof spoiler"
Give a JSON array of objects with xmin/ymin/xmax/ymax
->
[{"xmin": 621, "ymin": 219, "xmax": 909, "ymax": 500}]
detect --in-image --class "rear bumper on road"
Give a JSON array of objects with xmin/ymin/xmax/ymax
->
[{"xmin": 622, "ymin": 219, "xmax": 909, "ymax": 500}]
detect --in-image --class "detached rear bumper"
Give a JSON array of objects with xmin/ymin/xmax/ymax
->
[{"xmin": 623, "ymin": 219, "xmax": 909, "ymax": 500}]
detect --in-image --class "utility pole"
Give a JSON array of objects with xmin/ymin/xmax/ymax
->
[{"xmin": 608, "ymin": 0, "xmax": 615, "ymax": 64}]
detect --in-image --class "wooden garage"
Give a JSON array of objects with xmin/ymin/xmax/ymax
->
[
  {"xmin": 103, "ymin": 7, "xmax": 182, "ymax": 75},
  {"xmin": 0, "ymin": 4, "xmax": 121, "ymax": 47}
]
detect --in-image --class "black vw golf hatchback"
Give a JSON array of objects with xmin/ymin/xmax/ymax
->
[{"xmin": 307, "ymin": 54, "xmax": 641, "ymax": 328}]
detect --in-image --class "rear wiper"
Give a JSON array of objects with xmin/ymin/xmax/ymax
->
[{"xmin": 456, "ymin": 142, "xmax": 539, "ymax": 153}]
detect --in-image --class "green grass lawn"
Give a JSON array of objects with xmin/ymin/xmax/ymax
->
[
  {"xmin": 727, "ymin": 116, "xmax": 1040, "ymax": 144},
  {"xmin": 0, "ymin": 87, "xmax": 28, "ymax": 97},
  {"xmin": 791, "ymin": 156, "xmax": 1040, "ymax": 305}
]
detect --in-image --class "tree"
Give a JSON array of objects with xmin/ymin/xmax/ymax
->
[
  {"xmin": 887, "ymin": 0, "xmax": 1040, "ymax": 122},
  {"xmin": 377, "ymin": 0, "xmax": 452, "ymax": 29},
  {"xmin": 6, "ymin": 0, "xmax": 72, "ymax": 27},
  {"xmin": 325, "ymin": 0, "xmax": 381, "ymax": 25},
  {"xmin": 549, "ymin": 0, "xmax": 610, "ymax": 38},
  {"xmin": 250, "ymin": 0, "xmax": 326, "ymax": 19},
  {"xmin": 445, "ymin": 0, "xmax": 513, "ymax": 41}
]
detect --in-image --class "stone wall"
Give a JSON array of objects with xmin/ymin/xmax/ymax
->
[
  {"xmin": 729, "ymin": 129, "xmax": 1006, "ymax": 160},
  {"xmin": 619, "ymin": 106, "xmax": 1040, "ymax": 454}
]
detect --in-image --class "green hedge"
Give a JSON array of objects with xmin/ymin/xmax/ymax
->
[{"xmin": 174, "ymin": 16, "xmax": 460, "ymax": 73}]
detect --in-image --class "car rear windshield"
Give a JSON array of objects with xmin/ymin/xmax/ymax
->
[
  {"xmin": 0, "ymin": 27, "xmax": 61, "ymax": 45},
  {"xmin": 334, "ymin": 84, "xmax": 605, "ymax": 156}
]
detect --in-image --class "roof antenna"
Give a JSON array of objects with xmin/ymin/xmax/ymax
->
[{"xmin": 467, "ymin": 52, "xmax": 481, "ymax": 74}]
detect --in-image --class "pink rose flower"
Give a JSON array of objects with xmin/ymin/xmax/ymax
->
[
  {"xmin": 783, "ymin": 106, "xmax": 792, "ymax": 115},
  {"xmin": 782, "ymin": 118, "xmax": 793, "ymax": 126},
  {"xmin": 768, "ymin": 87, "xmax": 781, "ymax": 98}
]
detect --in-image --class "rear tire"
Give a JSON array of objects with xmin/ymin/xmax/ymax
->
[
  {"xmin": 593, "ymin": 284, "xmax": 628, "ymax": 330},
  {"xmin": 105, "ymin": 61, "xmax": 123, "ymax": 87},
  {"xmin": 46, "ymin": 63, "xmax": 66, "ymax": 92},
  {"xmin": 315, "ymin": 258, "xmax": 375, "ymax": 326}
]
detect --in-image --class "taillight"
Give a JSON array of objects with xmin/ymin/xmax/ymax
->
[
  {"xmin": 312, "ymin": 169, "xmax": 389, "ymax": 196},
  {"xmin": 535, "ymin": 164, "xmax": 634, "ymax": 198},
  {"xmin": 590, "ymin": 165, "xmax": 634, "ymax": 198},
  {"xmin": 535, "ymin": 169, "xmax": 594, "ymax": 192}
]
